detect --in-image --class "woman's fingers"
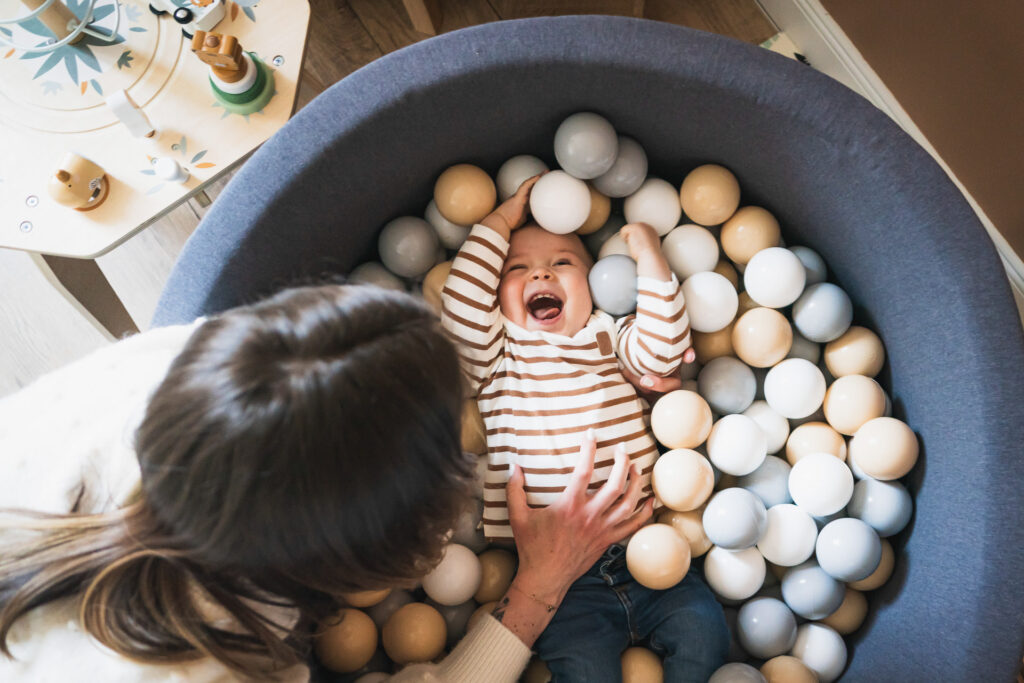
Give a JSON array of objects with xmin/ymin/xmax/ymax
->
[
  {"xmin": 605, "ymin": 463, "xmax": 645, "ymax": 526},
  {"xmin": 564, "ymin": 429, "xmax": 597, "ymax": 501},
  {"xmin": 589, "ymin": 443, "xmax": 628, "ymax": 511},
  {"xmin": 506, "ymin": 464, "xmax": 529, "ymax": 529},
  {"xmin": 609, "ymin": 496, "xmax": 655, "ymax": 544}
]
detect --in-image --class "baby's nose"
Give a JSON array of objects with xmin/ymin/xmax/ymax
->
[{"xmin": 531, "ymin": 268, "xmax": 552, "ymax": 280}]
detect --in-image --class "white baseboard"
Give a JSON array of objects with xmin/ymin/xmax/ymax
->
[{"xmin": 757, "ymin": 0, "xmax": 1024, "ymax": 299}]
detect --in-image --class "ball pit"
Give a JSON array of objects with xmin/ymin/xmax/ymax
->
[{"xmin": 154, "ymin": 16, "xmax": 1024, "ymax": 681}]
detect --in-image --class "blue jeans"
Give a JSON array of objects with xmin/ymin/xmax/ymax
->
[{"xmin": 535, "ymin": 546, "xmax": 729, "ymax": 683}]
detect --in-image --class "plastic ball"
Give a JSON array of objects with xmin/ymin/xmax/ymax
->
[
  {"xmin": 757, "ymin": 503, "xmax": 817, "ymax": 567},
  {"xmin": 593, "ymin": 136, "xmax": 648, "ymax": 197},
  {"xmin": 381, "ymin": 603, "xmax": 447, "ymax": 665},
  {"xmin": 366, "ymin": 589, "xmax": 413, "ymax": 629},
  {"xmin": 467, "ymin": 601, "xmax": 497, "ymax": 631},
  {"xmin": 342, "ymin": 589, "xmax": 391, "ymax": 608},
  {"xmin": 788, "ymin": 453, "xmax": 853, "ymax": 517},
  {"xmin": 849, "ymin": 417, "xmax": 919, "ymax": 480},
  {"xmin": 791, "ymin": 623, "xmax": 847, "ymax": 683},
  {"xmin": 742, "ymin": 401, "xmax": 790, "ymax": 455},
  {"xmin": 626, "ymin": 523, "xmax": 692, "ymax": 590},
  {"xmin": 823, "ymin": 375, "xmax": 886, "ymax": 436},
  {"xmin": 425, "ymin": 199, "xmax": 471, "ymax": 249},
  {"xmin": 824, "ymin": 325, "xmax": 885, "ymax": 378},
  {"xmin": 732, "ymin": 308, "xmax": 793, "ymax": 367},
  {"xmin": 764, "ymin": 359, "xmax": 826, "ymax": 419},
  {"xmin": 523, "ymin": 657, "xmax": 553, "ymax": 683},
  {"xmin": 760, "ymin": 655, "xmax": 818, "ymax": 683},
  {"xmin": 379, "ymin": 216, "xmax": 440, "ymax": 279},
  {"xmin": 553, "ymin": 112, "xmax": 618, "ymax": 179},
  {"xmin": 847, "ymin": 478, "xmax": 912, "ymax": 537},
  {"xmin": 789, "ymin": 245, "xmax": 827, "ymax": 285},
  {"xmin": 474, "ymin": 549, "xmax": 516, "ymax": 603},
  {"xmin": 597, "ymin": 232, "xmax": 632, "ymax": 260},
  {"xmin": 624, "ymin": 177, "xmax": 682, "ymax": 236},
  {"xmin": 703, "ymin": 488, "xmax": 768, "ymax": 549},
  {"xmin": 451, "ymin": 499, "xmax": 487, "ymax": 552},
  {"xmin": 848, "ymin": 538, "xmax": 895, "ymax": 591},
  {"xmin": 737, "ymin": 597, "xmax": 798, "ymax": 659},
  {"xmin": 821, "ymin": 588, "xmax": 868, "ymax": 635},
  {"xmin": 621, "ymin": 647, "xmax": 663, "ymax": 683},
  {"xmin": 682, "ymin": 272, "xmax": 739, "ymax": 333},
  {"xmin": 588, "ymin": 254, "xmax": 638, "ymax": 316},
  {"xmin": 425, "ymin": 598, "xmax": 478, "ymax": 648},
  {"xmin": 421, "ymin": 544, "xmax": 482, "ymax": 606},
  {"xmin": 737, "ymin": 455, "xmax": 792, "ymax": 508},
  {"xmin": 315, "ymin": 608, "xmax": 378, "ymax": 673},
  {"xmin": 434, "ymin": 164, "xmax": 496, "ymax": 225},
  {"xmin": 721, "ymin": 207, "xmax": 781, "ymax": 265},
  {"xmin": 461, "ymin": 399, "xmax": 487, "ymax": 455},
  {"xmin": 651, "ymin": 390, "xmax": 713, "ymax": 449},
  {"xmin": 743, "ymin": 248, "xmax": 806, "ymax": 308},
  {"xmin": 792, "ymin": 283, "xmax": 853, "ymax": 343},
  {"xmin": 349, "ymin": 262, "xmax": 406, "ymax": 291},
  {"xmin": 530, "ymin": 170, "xmax": 592, "ymax": 234},
  {"xmin": 679, "ymin": 164, "xmax": 741, "ymax": 226},
  {"xmin": 577, "ymin": 184, "xmax": 612, "ymax": 235},
  {"xmin": 496, "ymin": 154, "xmax": 548, "ymax": 200},
  {"xmin": 709, "ymin": 662, "xmax": 767, "ymax": 683},
  {"xmin": 786, "ymin": 331, "xmax": 821, "ymax": 365},
  {"xmin": 780, "ymin": 561, "xmax": 844, "ymax": 620},
  {"xmin": 698, "ymin": 357, "xmax": 756, "ymax": 415},
  {"xmin": 584, "ymin": 214, "xmax": 626, "ymax": 258},
  {"xmin": 693, "ymin": 324, "xmax": 735, "ymax": 364},
  {"xmin": 714, "ymin": 259, "xmax": 740, "ymax": 289},
  {"xmin": 785, "ymin": 422, "xmax": 846, "ymax": 465},
  {"xmin": 815, "ymin": 518, "xmax": 881, "ymax": 582},
  {"xmin": 707, "ymin": 414, "xmax": 768, "ymax": 476},
  {"xmin": 662, "ymin": 224, "xmax": 719, "ymax": 279},
  {"xmin": 421, "ymin": 260, "xmax": 452, "ymax": 315},
  {"xmin": 653, "ymin": 449, "xmax": 715, "ymax": 511},
  {"xmin": 704, "ymin": 546, "xmax": 766, "ymax": 601},
  {"xmin": 658, "ymin": 507, "xmax": 713, "ymax": 557}
]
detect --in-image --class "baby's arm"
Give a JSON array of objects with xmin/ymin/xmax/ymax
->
[{"xmin": 615, "ymin": 222, "xmax": 694, "ymax": 377}]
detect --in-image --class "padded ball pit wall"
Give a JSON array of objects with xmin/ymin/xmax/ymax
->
[{"xmin": 153, "ymin": 17, "xmax": 1024, "ymax": 680}]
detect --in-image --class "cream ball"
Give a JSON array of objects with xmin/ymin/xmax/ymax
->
[
  {"xmin": 785, "ymin": 421, "xmax": 846, "ymax": 465},
  {"xmin": 626, "ymin": 523, "xmax": 692, "ymax": 590},
  {"xmin": 732, "ymin": 307, "xmax": 793, "ymax": 368},
  {"xmin": 382, "ymin": 603, "xmax": 447, "ymax": 665},
  {"xmin": 434, "ymin": 163, "xmax": 496, "ymax": 226},
  {"xmin": 679, "ymin": 164, "xmax": 741, "ymax": 226},
  {"xmin": 658, "ymin": 507, "xmax": 713, "ymax": 557},
  {"xmin": 621, "ymin": 647, "xmax": 664, "ymax": 683},
  {"xmin": 474, "ymin": 549, "xmax": 516, "ymax": 603},
  {"xmin": 651, "ymin": 390, "xmax": 713, "ymax": 449},
  {"xmin": 721, "ymin": 207, "xmax": 781, "ymax": 265},
  {"xmin": 823, "ymin": 375, "xmax": 887, "ymax": 436},
  {"xmin": 653, "ymin": 449, "xmax": 715, "ymax": 511},
  {"xmin": 849, "ymin": 417, "xmax": 918, "ymax": 480},
  {"xmin": 315, "ymin": 608, "xmax": 378, "ymax": 673},
  {"xmin": 824, "ymin": 326, "xmax": 886, "ymax": 378}
]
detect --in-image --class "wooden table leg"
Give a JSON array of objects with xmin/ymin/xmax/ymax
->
[{"xmin": 30, "ymin": 253, "xmax": 139, "ymax": 341}]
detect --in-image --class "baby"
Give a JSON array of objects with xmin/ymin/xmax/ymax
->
[{"xmin": 441, "ymin": 177, "xmax": 728, "ymax": 680}]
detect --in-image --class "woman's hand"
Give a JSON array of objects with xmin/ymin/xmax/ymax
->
[{"xmin": 480, "ymin": 175, "xmax": 542, "ymax": 240}]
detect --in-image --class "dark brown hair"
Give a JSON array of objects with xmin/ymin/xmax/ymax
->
[{"xmin": 0, "ymin": 285, "xmax": 475, "ymax": 676}]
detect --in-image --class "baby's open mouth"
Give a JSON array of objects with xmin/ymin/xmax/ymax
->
[{"xmin": 527, "ymin": 292, "xmax": 564, "ymax": 321}]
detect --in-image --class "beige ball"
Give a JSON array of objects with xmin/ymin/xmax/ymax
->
[
  {"xmin": 821, "ymin": 588, "xmax": 868, "ymax": 635},
  {"xmin": 461, "ymin": 400, "xmax": 487, "ymax": 455},
  {"xmin": 713, "ymin": 259, "xmax": 740, "ymax": 289},
  {"xmin": 422, "ymin": 544, "xmax": 482, "ymax": 606},
  {"xmin": 422, "ymin": 261, "xmax": 453, "ymax": 315},
  {"xmin": 315, "ymin": 608, "xmax": 378, "ymax": 673},
  {"xmin": 621, "ymin": 646, "xmax": 664, "ymax": 683},
  {"xmin": 823, "ymin": 375, "xmax": 886, "ymax": 436},
  {"xmin": 721, "ymin": 206, "xmax": 781, "ymax": 265},
  {"xmin": 577, "ymin": 184, "xmax": 612, "ymax": 235},
  {"xmin": 737, "ymin": 291, "xmax": 760, "ymax": 316},
  {"xmin": 523, "ymin": 657, "xmax": 553, "ymax": 683},
  {"xmin": 849, "ymin": 417, "xmax": 919, "ymax": 480},
  {"xmin": 651, "ymin": 391, "xmax": 713, "ymax": 449},
  {"xmin": 653, "ymin": 449, "xmax": 714, "ymax": 511},
  {"xmin": 849, "ymin": 538, "xmax": 895, "ymax": 591},
  {"xmin": 824, "ymin": 326, "xmax": 885, "ymax": 378},
  {"xmin": 761, "ymin": 655, "xmax": 819, "ymax": 683},
  {"xmin": 382, "ymin": 603, "xmax": 447, "ymax": 665},
  {"xmin": 693, "ymin": 323, "xmax": 735, "ymax": 364},
  {"xmin": 657, "ymin": 508, "xmax": 712, "ymax": 557},
  {"xmin": 732, "ymin": 307, "xmax": 793, "ymax": 368},
  {"xmin": 434, "ymin": 164, "xmax": 496, "ymax": 225},
  {"xmin": 626, "ymin": 523, "xmax": 692, "ymax": 590},
  {"xmin": 785, "ymin": 422, "xmax": 847, "ymax": 466},
  {"xmin": 679, "ymin": 164, "xmax": 741, "ymax": 226},
  {"xmin": 474, "ymin": 549, "xmax": 516, "ymax": 603},
  {"xmin": 342, "ymin": 589, "xmax": 392, "ymax": 609},
  {"xmin": 467, "ymin": 601, "xmax": 497, "ymax": 631}
]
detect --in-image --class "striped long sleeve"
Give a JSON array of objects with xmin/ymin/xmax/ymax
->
[
  {"xmin": 616, "ymin": 275, "xmax": 691, "ymax": 377},
  {"xmin": 440, "ymin": 224, "xmax": 509, "ymax": 395}
]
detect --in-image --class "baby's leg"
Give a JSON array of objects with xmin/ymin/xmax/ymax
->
[{"xmin": 641, "ymin": 568, "xmax": 730, "ymax": 682}]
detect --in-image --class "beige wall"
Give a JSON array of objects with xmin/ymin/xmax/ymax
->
[{"xmin": 821, "ymin": 0, "xmax": 1024, "ymax": 261}]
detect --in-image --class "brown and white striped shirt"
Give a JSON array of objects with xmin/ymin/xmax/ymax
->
[{"xmin": 441, "ymin": 224, "xmax": 691, "ymax": 539}]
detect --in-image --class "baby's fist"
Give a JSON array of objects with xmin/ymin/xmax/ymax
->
[{"xmin": 620, "ymin": 222, "xmax": 662, "ymax": 260}]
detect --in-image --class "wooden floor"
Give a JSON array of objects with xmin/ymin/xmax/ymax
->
[{"xmin": 0, "ymin": 0, "xmax": 776, "ymax": 397}]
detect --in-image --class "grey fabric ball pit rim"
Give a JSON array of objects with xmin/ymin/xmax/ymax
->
[{"xmin": 153, "ymin": 16, "xmax": 1024, "ymax": 681}]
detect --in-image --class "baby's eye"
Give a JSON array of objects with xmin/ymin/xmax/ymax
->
[
  {"xmin": 555, "ymin": 259, "xmax": 572, "ymax": 266},
  {"xmin": 506, "ymin": 264, "xmax": 526, "ymax": 272}
]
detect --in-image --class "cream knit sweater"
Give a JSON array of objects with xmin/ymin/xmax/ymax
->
[{"xmin": 0, "ymin": 322, "xmax": 529, "ymax": 682}]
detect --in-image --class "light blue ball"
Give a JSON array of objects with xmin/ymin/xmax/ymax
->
[
  {"xmin": 703, "ymin": 488, "xmax": 768, "ymax": 550},
  {"xmin": 709, "ymin": 662, "xmax": 767, "ymax": 683},
  {"xmin": 781, "ymin": 560, "xmax": 845, "ymax": 619},
  {"xmin": 792, "ymin": 283, "xmax": 853, "ymax": 343},
  {"xmin": 699, "ymin": 357, "xmax": 756, "ymax": 414},
  {"xmin": 588, "ymin": 254, "xmax": 637, "ymax": 316},
  {"xmin": 737, "ymin": 597, "xmax": 798, "ymax": 659},
  {"xmin": 790, "ymin": 245, "xmax": 828, "ymax": 285},
  {"xmin": 738, "ymin": 455, "xmax": 793, "ymax": 508},
  {"xmin": 848, "ymin": 478, "xmax": 913, "ymax": 537},
  {"xmin": 815, "ymin": 517, "xmax": 882, "ymax": 582}
]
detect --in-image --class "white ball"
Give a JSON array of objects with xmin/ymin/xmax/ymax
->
[
  {"xmin": 763, "ymin": 359, "xmax": 826, "ymax": 419},
  {"xmin": 681, "ymin": 272, "xmax": 738, "ymax": 333},
  {"xmin": 553, "ymin": 112, "xmax": 618, "ymax": 179},
  {"xmin": 421, "ymin": 544, "xmax": 482, "ymax": 606},
  {"xmin": 789, "ymin": 246, "xmax": 827, "ymax": 285},
  {"xmin": 698, "ymin": 357, "xmax": 756, "ymax": 414},
  {"xmin": 791, "ymin": 623, "xmax": 847, "ymax": 683},
  {"xmin": 425, "ymin": 199, "xmax": 471, "ymax": 250},
  {"xmin": 378, "ymin": 216, "xmax": 440, "ymax": 278},
  {"xmin": 785, "ymin": 331, "xmax": 821, "ymax": 364},
  {"xmin": 741, "ymin": 401, "xmax": 790, "ymax": 454},
  {"xmin": 788, "ymin": 453, "xmax": 854, "ymax": 517},
  {"xmin": 743, "ymin": 248, "xmax": 806, "ymax": 308},
  {"xmin": 529, "ymin": 170, "xmax": 591, "ymax": 234},
  {"xmin": 736, "ymin": 456, "xmax": 792, "ymax": 508},
  {"xmin": 736, "ymin": 597, "xmax": 798, "ymax": 659},
  {"xmin": 847, "ymin": 478, "xmax": 913, "ymax": 537},
  {"xmin": 707, "ymin": 415, "xmax": 767, "ymax": 476},
  {"xmin": 780, "ymin": 561, "xmax": 844, "ymax": 620},
  {"xmin": 349, "ymin": 262, "xmax": 406, "ymax": 291},
  {"xmin": 757, "ymin": 503, "xmax": 817, "ymax": 567},
  {"xmin": 815, "ymin": 518, "xmax": 882, "ymax": 582},
  {"xmin": 703, "ymin": 488, "xmax": 768, "ymax": 549},
  {"xmin": 597, "ymin": 232, "xmax": 632, "ymax": 260},
  {"xmin": 704, "ymin": 546, "xmax": 766, "ymax": 601},
  {"xmin": 496, "ymin": 154, "xmax": 549, "ymax": 200},
  {"xmin": 792, "ymin": 283, "xmax": 853, "ymax": 343},
  {"xmin": 592, "ymin": 136, "xmax": 647, "ymax": 197},
  {"xmin": 624, "ymin": 177, "xmax": 682, "ymax": 236},
  {"xmin": 709, "ymin": 662, "xmax": 767, "ymax": 683},
  {"xmin": 662, "ymin": 224, "xmax": 719, "ymax": 279}
]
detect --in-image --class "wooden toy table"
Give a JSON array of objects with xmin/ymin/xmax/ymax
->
[{"xmin": 0, "ymin": 0, "xmax": 310, "ymax": 338}]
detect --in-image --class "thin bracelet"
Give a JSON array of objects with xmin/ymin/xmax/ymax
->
[{"xmin": 508, "ymin": 584, "xmax": 558, "ymax": 613}]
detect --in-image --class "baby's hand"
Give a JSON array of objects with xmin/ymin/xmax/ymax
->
[
  {"xmin": 482, "ymin": 174, "xmax": 543, "ymax": 238},
  {"xmin": 620, "ymin": 222, "xmax": 662, "ymax": 260}
]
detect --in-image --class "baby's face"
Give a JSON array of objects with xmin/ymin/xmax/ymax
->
[{"xmin": 498, "ymin": 225, "xmax": 594, "ymax": 336}]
